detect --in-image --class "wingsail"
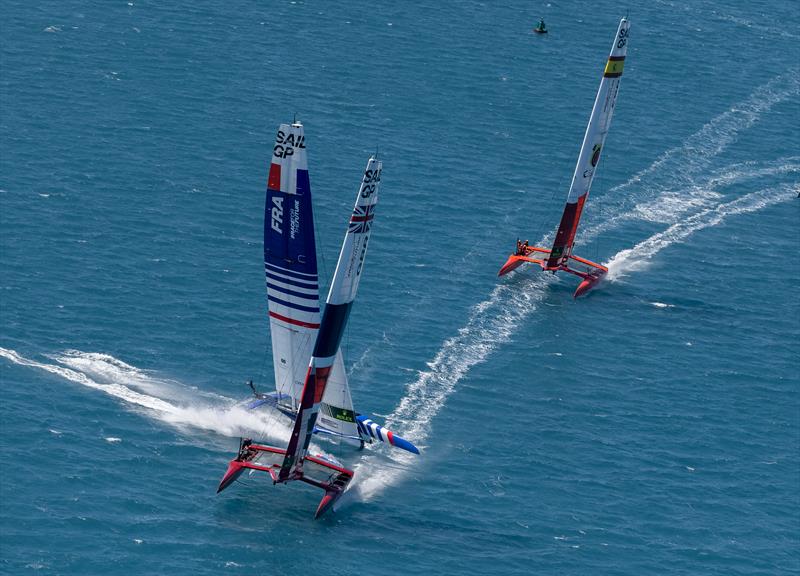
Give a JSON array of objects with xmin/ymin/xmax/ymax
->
[
  {"xmin": 258, "ymin": 123, "xmax": 361, "ymax": 446},
  {"xmin": 317, "ymin": 351, "xmax": 360, "ymax": 443},
  {"xmin": 265, "ymin": 122, "xmax": 320, "ymax": 409},
  {"xmin": 219, "ymin": 154, "xmax": 381, "ymax": 518},
  {"xmin": 220, "ymin": 149, "xmax": 417, "ymax": 518},
  {"xmin": 279, "ymin": 157, "xmax": 383, "ymax": 483},
  {"xmin": 499, "ymin": 17, "xmax": 631, "ymax": 298}
]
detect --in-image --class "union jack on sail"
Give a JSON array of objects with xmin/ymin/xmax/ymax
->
[{"xmin": 348, "ymin": 204, "xmax": 375, "ymax": 234}]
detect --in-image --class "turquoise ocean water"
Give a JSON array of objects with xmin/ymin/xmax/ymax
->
[{"xmin": 1, "ymin": 1, "xmax": 798, "ymax": 574}]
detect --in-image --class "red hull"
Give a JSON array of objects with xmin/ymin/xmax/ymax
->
[
  {"xmin": 498, "ymin": 255, "xmax": 526, "ymax": 276},
  {"xmin": 498, "ymin": 245, "xmax": 606, "ymax": 298},
  {"xmin": 216, "ymin": 441, "xmax": 353, "ymax": 519},
  {"xmin": 573, "ymin": 274, "xmax": 603, "ymax": 298},
  {"xmin": 217, "ymin": 460, "xmax": 247, "ymax": 493},
  {"xmin": 314, "ymin": 490, "xmax": 343, "ymax": 519}
]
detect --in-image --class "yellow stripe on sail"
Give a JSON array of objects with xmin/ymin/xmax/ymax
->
[{"xmin": 604, "ymin": 58, "xmax": 625, "ymax": 77}]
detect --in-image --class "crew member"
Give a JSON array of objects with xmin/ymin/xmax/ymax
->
[{"xmin": 237, "ymin": 438, "xmax": 254, "ymax": 461}]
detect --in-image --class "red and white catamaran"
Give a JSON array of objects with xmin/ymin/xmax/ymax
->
[
  {"xmin": 499, "ymin": 17, "xmax": 631, "ymax": 298},
  {"xmin": 217, "ymin": 122, "xmax": 416, "ymax": 518}
]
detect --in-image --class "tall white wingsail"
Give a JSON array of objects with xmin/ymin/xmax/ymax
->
[
  {"xmin": 498, "ymin": 17, "xmax": 632, "ymax": 298},
  {"xmin": 261, "ymin": 122, "xmax": 360, "ymax": 442},
  {"xmin": 263, "ymin": 122, "xmax": 320, "ymax": 410},
  {"xmin": 218, "ymin": 151, "xmax": 417, "ymax": 519},
  {"xmin": 546, "ymin": 17, "xmax": 630, "ymax": 268},
  {"xmin": 279, "ymin": 158, "xmax": 382, "ymax": 481}
]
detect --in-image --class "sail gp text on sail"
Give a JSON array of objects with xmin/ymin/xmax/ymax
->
[
  {"xmin": 269, "ymin": 130, "xmax": 306, "ymax": 239},
  {"xmin": 273, "ymin": 129, "xmax": 306, "ymax": 158}
]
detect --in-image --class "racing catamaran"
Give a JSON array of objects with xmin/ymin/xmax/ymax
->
[
  {"xmin": 246, "ymin": 121, "xmax": 417, "ymax": 454},
  {"xmin": 499, "ymin": 17, "xmax": 631, "ymax": 298},
  {"xmin": 217, "ymin": 122, "xmax": 416, "ymax": 518}
]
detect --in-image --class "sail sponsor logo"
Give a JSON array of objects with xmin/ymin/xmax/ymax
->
[
  {"xmin": 271, "ymin": 196, "xmax": 284, "ymax": 233},
  {"xmin": 616, "ymin": 25, "xmax": 629, "ymax": 49},
  {"xmin": 355, "ymin": 235, "xmax": 369, "ymax": 277},
  {"xmin": 602, "ymin": 80, "xmax": 620, "ymax": 113},
  {"xmin": 582, "ymin": 144, "xmax": 602, "ymax": 178},
  {"xmin": 591, "ymin": 144, "xmax": 602, "ymax": 166},
  {"xmin": 344, "ymin": 235, "xmax": 369, "ymax": 280},
  {"xmin": 273, "ymin": 130, "xmax": 306, "ymax": 159},
  {"xmin": 360, "ymin": 167, "xmax": 381, "ymax": 198},
  {"xmin": 318, "ymin": 415, "xmax": 337, "ymax": 428},
  {"xmin": 289, "ymin": 199, "xmax": 300, "ymax": 239},
  {"xmin": 321, "ymin": 403, "xmax": 355, "ymax": 423}
]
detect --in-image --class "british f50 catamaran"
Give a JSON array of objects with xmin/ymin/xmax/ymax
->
[
  {"xmin": 217, "ymin": 122, "xmax": 417, "ymax": 519},
  {"xmin": 499, "ymin": 17, "xmax": 631, "ymax": 298}
]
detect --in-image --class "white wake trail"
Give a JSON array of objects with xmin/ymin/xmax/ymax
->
[
  {"xmin": 589, "ymin": 69, "xmax": 799, "ymax": 231},
  {"xmin": 0, "ymin": 348, "xmax": 179, "ymax": 414},
  {"xmin": 605, "ymin": 184, "xmax": 797, "ymax": 281},
  {"xmin": 0, "ymin": 348, "xmax": 293, "ymax": 445},
  {"xmin": 347, "ymin": 72, "xmax": 800, "ymax": 504},
  {"xmin": 345, "ymin": 275, "xmax": 552, "ymax": 503},
  {"xmin": 349, "ymin": 190, "xmax": 783, "ymax": 502},
  {"xmin": 347, "ymin": 183, "xmax": 793, "ymax": 505}
]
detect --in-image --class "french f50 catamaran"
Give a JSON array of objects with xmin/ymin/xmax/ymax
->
[
  {"xmin": 217, "ymin": 122, "xmax": 417, "ymax": 518},
  {"xmin": 498, "ymin": 17, "xmax": 631, "ymax": 298}
]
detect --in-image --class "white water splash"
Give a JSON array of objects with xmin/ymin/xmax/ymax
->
[
  {"xmin": 0, "ymin": 347, "xmax": 292, "ymax": 445},
  {"xmin": 0, "ymin": 348, "xmax": 179, "ymax": 414},
  {"xmin": 55, "ymin": 349, "xmax": 228, "ymax": 405}
]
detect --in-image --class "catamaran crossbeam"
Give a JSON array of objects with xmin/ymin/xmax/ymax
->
[
  {"xmin": 498, "ymin": 246, "xmax": 608, "ymax": 298},
  {"xmin": 217, "ymin": 440, "xmax": 353, "ymax": 519}
]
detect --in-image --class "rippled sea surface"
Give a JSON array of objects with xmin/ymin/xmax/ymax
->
[{"xmin": 2, "ymin": 1, "xmax": 798, "ymax": 574}]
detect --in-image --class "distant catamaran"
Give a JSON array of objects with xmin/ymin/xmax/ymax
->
[
  {"xmin": 499, "ymin": 17, "xmax": 631, "ymax": 297},
  {"xmin": 217, "ymin": 122, "xmax": 417, "ymax": 518}
]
